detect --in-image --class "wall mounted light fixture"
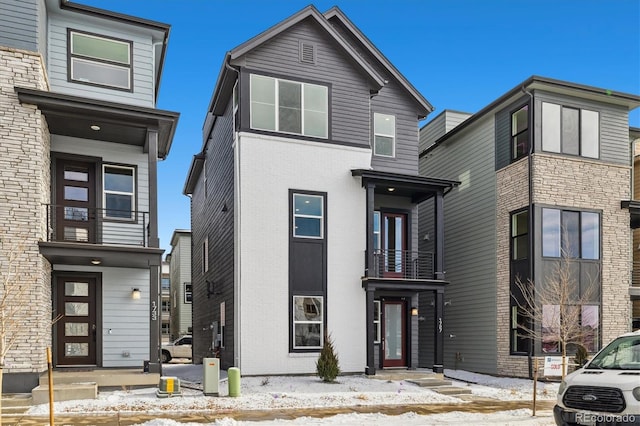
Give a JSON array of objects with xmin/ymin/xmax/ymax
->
[
  {"xmin": 411, "ymin": 306, "xmax": 418, "ymax": 316},
  {"xmin": 90, "ymin": 258, "xmax": 101, "ymax": 265},
  {"xmin": 132, "ymin": 288, "xmax": 141, "ymax": 300}
]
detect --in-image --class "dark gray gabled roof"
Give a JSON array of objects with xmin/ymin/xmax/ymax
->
[
  {"xmin": 420, "ymin": 75, "xmax": 640, "ymax": 158},
  {"xmin": 206, "ymin": 5, "xmax": 386, "ymax": 119},
  {"xmin": 324, "ymin": 6, "xmax": 434, "ymax": 117}
]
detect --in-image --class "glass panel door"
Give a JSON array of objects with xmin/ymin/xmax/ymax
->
[
  {"xmin": 56, "ymin": 159, "xmax": 96, "ymax": 243},
  {"xmin": 382, "ymin": 301, "xmax": 406, "ymax": 367},
  {"xmin": 382, "ymin": 213, "xmax": 407, "ymax": 278},
  {"xmin": 56, "ymin": 276, "xmax": 97, "ymax": 366}
]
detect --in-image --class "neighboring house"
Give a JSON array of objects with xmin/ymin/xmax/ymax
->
[
  {"xmin": 419, "ymin": 76, "xmax": 640, "ymax": 377},
  {"xmin": 184, "ymin": 5, "xmax": 457, "ymax": 376},
  {"xmin": 168, "ymin": 230, "xmax": 192, "ymax": 340},
  {"xmin": 161, "ymin": 261, "xmax": 171, "ymax": 344},
  {"xmin": 631, "ymin": 127, "xmax": 640, "ymax": 331},
  {"xmin": 0, "ymin": 0, "xmax": 178, "ymax": 392}
]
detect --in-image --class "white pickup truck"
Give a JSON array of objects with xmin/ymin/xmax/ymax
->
[{"xmin": 161, "ymin": 335, "xmax": 192, "ymax": 363}]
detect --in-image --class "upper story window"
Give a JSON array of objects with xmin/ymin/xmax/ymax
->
[
  {"xmin": 293, "ymin": 193, "xmax": 324, "ymax": 239},
  {"xmin": 250, "ymin": 74, "xmax": 328, "ymax": 138},
  {"xmin": 161, "ymin": 277, "xmax": 170, "ymax": 291},
  {"xmin": 542, "ymin": 102, "xmax": 599, "ymax": 159},
  {"xmin": 542, "ymin": 208, "xmax": 600, "ymax": 259},
  {"xmin": 374, "ymin": 113, "xmax": 396, "ymax": 157},
  {"xmin": 103, "ymin": 165, "xmax": 135, "ymax": 220},
  {"xmin": 511, "ymin": 105, "xmax": 529, "ymax": 160},
  {"xmin": 184, "ymin": 283, "xmax": 193, "ymax": 304},
  {"xmin": 69, "ymin": 30, "xmax": 132, "ymax": 91}
]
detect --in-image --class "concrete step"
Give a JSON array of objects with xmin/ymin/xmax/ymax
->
[
  {"xmin": 407, "ymin": 378, "xmax": 453, "ymax": 387},
  {"xmin": 1, "ymin": 393, "xmax": 33, "ymax": 414},
  {"xmin": 431, "ymin": 385, "xmax": 473, "ymax": 395},
  {"xmin": 31, "ymin": 382, "xmax": 97, "ymax": 405},
  {"xmin": 40, "ymin": 369, "xmax": 159, "ymax": 388}
]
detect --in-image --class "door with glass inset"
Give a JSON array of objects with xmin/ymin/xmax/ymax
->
[
  {"xmin": 55, "ymin": 159, "xmax": 96, "ymax": 243},
  {"xmin": 56, "ymin": 277, "xmax": 97, "ymax": 366},
  {"xmin": 382, "ymin": 301, "xmax": 406, "ymax": 367},
  {"xmin": 382, "ymin": 213, "xmax": 407, "ymax": 278}
]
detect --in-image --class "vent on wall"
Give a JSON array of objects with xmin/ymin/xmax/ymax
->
[{"xmin": 299, "ymin": 41, "xmax": 316, "ymax": 64}]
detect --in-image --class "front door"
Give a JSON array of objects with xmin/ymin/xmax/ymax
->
[
  {"xmin": 382, "ymin": 213, "xmax": 407, "ymax": 278},
  {"xmin": 55, "ymin": 158, "xmax": 96, "ymax": 243},
  {"xmin": 56, "ymin": 276, "xmax": 97, "ymax": 366},
  {"xmin": 382, "ymin": 301, "xmax": 406, "ymax": 368}
]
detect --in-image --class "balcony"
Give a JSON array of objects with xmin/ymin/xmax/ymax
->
[
  {"xmin": 370, "ymin": 250, "xmax": 435, "ymax": 280},
  {"xmin": 633, "ymin": 260, "xmax": 640, "ymax": 288},
  {"xmin": 44, "ymin": 204, "xmax": 149, "ymax": 247}
]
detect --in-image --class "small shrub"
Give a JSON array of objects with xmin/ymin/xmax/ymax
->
[{"xmin": 316, "ymin": 332, "xmax": 340, "ymax": 382}]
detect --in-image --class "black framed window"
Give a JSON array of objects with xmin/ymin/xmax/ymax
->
[
  {"xmin": 542, "ymin": 208, "xmax": 600, "ymax": 259},
  {"xmin": 542, "ymin": 102, "xmax": 599, "ymax": 159},
  {"xmin": 511, "ymin": 105, "xmax": 529, "ymax": 160},
  {"xmin": 510, "ymin": 208, "xmax": 530, "ymax": 354},
  {"xmin": 184, "ymin": 283, "xmax": 192, "ymax": 304}
]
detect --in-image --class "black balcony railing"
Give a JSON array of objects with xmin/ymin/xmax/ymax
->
[
  {"xmin": 370, "ymin": 249, "xmax": 435, "ymax": 280},
  {"xmin": 45, "ymin": 204, "xmax": 149, "ymax": 247}
]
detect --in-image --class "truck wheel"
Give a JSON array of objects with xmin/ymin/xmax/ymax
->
[{"xmin": 161, "ymin": 350, "xmax": 172, "ymax": 363}]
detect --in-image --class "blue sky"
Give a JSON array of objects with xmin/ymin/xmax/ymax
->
[{"xmin": 81, "ymin": 0, "xmax": 640, "ymax": 255}]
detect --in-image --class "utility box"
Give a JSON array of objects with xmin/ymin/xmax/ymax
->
[
  {"xmin": 156, "ymin": 376, "xmax": 182, "ymax": 398},
  {"xmin": 203, "ymin": 357, "xmax": 220, "ymax": 396}
]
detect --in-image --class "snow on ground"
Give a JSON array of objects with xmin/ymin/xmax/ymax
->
[{"xmin": 26, "ymin": 366, "xmax": 558, "ymax": 425}]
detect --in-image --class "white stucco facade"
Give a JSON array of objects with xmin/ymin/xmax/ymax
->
[{"xmin": 234, "ymin": 132, "xmax": 372, "ymax": 374}]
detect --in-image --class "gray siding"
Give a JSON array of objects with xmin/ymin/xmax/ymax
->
[
  {"xmin": 418, "ymin": 116, "xmax": 498, "ymax": 374},
  {"xmin": 47, "ymin": 14, "xmax": 155, "ymax": 107},
  {"xmin": 0, "ymin": 0, "xmax": 39, "ymax": 51},
  {"xmin": 533, "ymin": 90, "xmax": 630, "ymax": 165},
  {"xmin": 191, "ymin": 99, "xmax": 235, "ymax": 369},
  {"xmin": 235, "ymin": 18, "xmax": 371, "ymax": 148},
  {"xmin": 170, "ymin": 233, "xmax": 192, "ymax": 339},
  {"xmin": 420, "ymin": 111, "xmax": 472, "ymax": 153}
]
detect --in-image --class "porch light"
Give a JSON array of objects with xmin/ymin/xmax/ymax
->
[
  {"xmin": 387, "ymin": 187, "xmax": 395, "ymax": 192},
  {"xmin": 132, "ymin": 288, "xmax": 141, "ymax": 300},
  {"xmin": 90, "ymin": 258, "xmax": 101, "ymax": 265},
  {"xmin": 90, "ymin": 125, "xmax": 101, "ymax": 131},
  {"xmin": 411, "ymin": 307, "xmax": 418, "ymax": 316}
]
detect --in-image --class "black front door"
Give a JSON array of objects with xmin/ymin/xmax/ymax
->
[
  {"xmin": 55, "ymin": 159, "xmax": 96, "ymax": 243},
  {"xmin": 56, "ymin": 276, "xmax": 97, "ymax": 366}
]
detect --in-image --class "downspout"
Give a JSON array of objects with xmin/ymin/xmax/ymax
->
[{"xmin": 521, "ymin": 86, "xmax": 535, "ymax": 378}]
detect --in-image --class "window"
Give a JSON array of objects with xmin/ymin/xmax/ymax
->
[
  {"xmin": 161, "ymin": 300, "xmax": 170, "ymax": 313},
  {"xmin": 511, "ymin": 305, "xmax": 530, "ymax": 353},
  {"xmin": 161, "ymin": 323, "xmax": 170, "ymax": 335},
  {"xmin": 373, "ymin": 211, "xmax": 381, "ymax": 251},
  {"xmin": 542, "ymin": 102, "xmax": 599, "ymax": 158},
  {"xmin": 202, "ymin": 237, "xmax": 209, "ymax": 274},
  {"xmin": 69, "ymin": 30, "xmax": 132, "ymax": 90},
  {"xmin": 293, "ymin": 296, "xmax": 323, "ymax": 349},
  {"xmin": 374, "ymin": 300, "xmax": 381, "ymax": 343},
  {"xmin": 103, "ymin": 165, "xmax": 135, "ymax": 220},
  {"xmin": 542, "ymin": 208, "xmax": 600, "ymax": 259},
  {"xmin": 293, "ymin": 193, "xmax": 324, "ymax": 239},
  {"xmin": 184, "ymin": 283, "xmax": 192, "ymax": 304},
  {"xmin": 161, "ymin": 278, "xmax": 170, "ymax": 291},
  {"xmin": 374, "ymin": 113, "xmax": 395, "ymax": 157},
  {"xmin": 511, "ymin": 105, "xmax": 529, "ymax": 159},
  {"xmin": 542, "ymin": 304, "xmax": 600, "ymax": 353},
  {"xmin": 250, "ymin": 74, "xmax": 328, "ymax": 138},
  {"xmin": 511, "ymin": 210, "xmax": 529, "ymax": 260}
]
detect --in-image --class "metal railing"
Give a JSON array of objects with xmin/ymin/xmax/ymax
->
[
  {"xmin": 370, "ymin": 249, "xmax": 435, "ymax": 280},
  {"xmin": 44, "ymin": 204, "xmax": 149, "ymax": 247}
]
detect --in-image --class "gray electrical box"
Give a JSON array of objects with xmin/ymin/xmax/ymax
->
[{"xmin": 203, "ymin": 357, "xmax": 220, "ymax": 396}]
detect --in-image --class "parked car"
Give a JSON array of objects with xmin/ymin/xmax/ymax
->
[
  {"xmin": 554, "ymin": 330, "xmax": 640, "ymax": 425},
  {"xmin": 161, "ymin": 335, "xmax": 192, "ymax": 363}
]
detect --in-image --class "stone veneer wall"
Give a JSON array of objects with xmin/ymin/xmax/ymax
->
[
  {"xmin": 496, "ymin": 153, "xmax": 631, "ymax": 377},
  {"xmin": 0, "ymin": 46, "xmax": 51, "ymax": 374},
  {"xmin": 496, "ymin": 158, "xmax": 530, "ymax": 377},
  {"xmin": 531, "ymin": 153, "xmax": 631, "ymax": 347}
]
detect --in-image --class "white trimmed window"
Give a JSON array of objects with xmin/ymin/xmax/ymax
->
[
  {"xmin": 293, "ymin": 296, "xmax": 323, "ymax": 349},
  {"xmin": 103, "ymin": 165, "xmax": 135, "ymax": 220},
  {"xmin": 373, "ymin": 113, "xmax": 395, "ymax": 157},
  {"xmin": 69, "ymin": 30, "xmax": 132, "ymax": 90},
  {"xmin": 293, "ymin": 193, "xmax": 323, "ymax": 239},
  {"xmin": 184, "ymin": 283, "xmax": 192, "ymax": 304},
  {"xmin": 250, "ymin": 74, "xmax": 328, "ymax": 138},
  {"xmin": 374, "ymin": 300, "xmax": 381, "ymax": 343}
]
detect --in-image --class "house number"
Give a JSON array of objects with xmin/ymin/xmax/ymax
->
[
  {"xmin": 151, "ymin": 301, "xmax": 157, "ymax": 321},
  {"xmin": 438, "ymin": 317, "xmax": 443, "ymax": 333}
]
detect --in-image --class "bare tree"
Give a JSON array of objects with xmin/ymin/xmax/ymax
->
[{"xmin": 512, "ymin": 243, "xmax": 599, "ymax": 379}]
